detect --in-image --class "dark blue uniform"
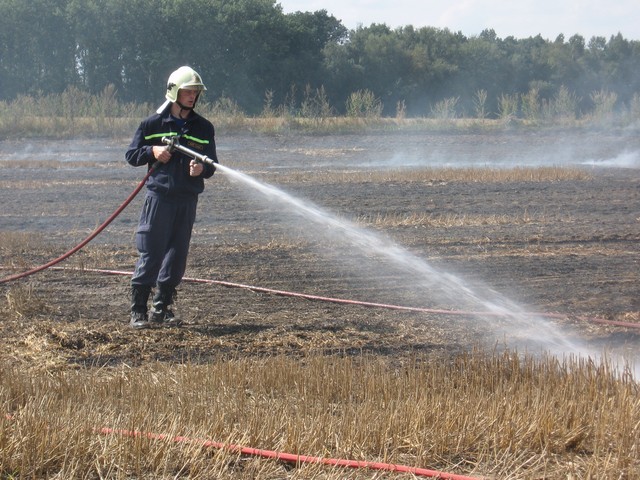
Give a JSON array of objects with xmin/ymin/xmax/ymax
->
[{"xmin": 126, "ymin": 104, "xmax": 217, "ymax": 291}]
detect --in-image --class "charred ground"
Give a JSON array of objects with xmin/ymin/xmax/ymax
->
[{"xmin": 0, "ymin": 129, "xmax": 639, "ymax": 370}]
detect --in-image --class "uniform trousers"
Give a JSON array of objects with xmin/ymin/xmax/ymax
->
[{"xmin": 131, "ymin": 192, "xmax": 198, "ymax": 289}]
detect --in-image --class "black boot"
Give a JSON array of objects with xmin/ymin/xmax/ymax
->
[
  {"xmin": 130, "ymin": 284, "xmax": 151, "ymax": 329},
  {"xmin": 150, "ymin": 285, "xmax": 182, "ymax": 327}
]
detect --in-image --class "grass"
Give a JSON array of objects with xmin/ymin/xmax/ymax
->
[
  {"xmin": 2, "ymin": 114, "xmax": 634, "ymax": 138},
  {"xmin": 1, "ymin": 352, "xmax": 638, "ymax": 478},
  {"xmin": 2, "ymin": 88, "xmax": 639, "ymax": 138}
]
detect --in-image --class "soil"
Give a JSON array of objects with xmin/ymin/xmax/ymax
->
[{"xmin": 0, "ymin": 129, "xmax": 639, "ymax": 371}]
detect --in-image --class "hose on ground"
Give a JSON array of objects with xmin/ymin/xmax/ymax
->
[
  {"xmin": 0, "ymin": 166, "xmax": 155, "ymax": 285},
  {"xmin": 50, "ymin": 267, "xmax": 640, "ymax": 330},
  {"xmin": 1, "ymin": 413, "xmax": 479, "ymax": 478},
  {"xmin": 97, "ymin": 426, "xmax": 482, "ymax": 479}
]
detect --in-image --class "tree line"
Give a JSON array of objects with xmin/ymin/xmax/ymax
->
[{"xmin": 2, "ymin": 0, "xmax": 640, "ymax": 118}]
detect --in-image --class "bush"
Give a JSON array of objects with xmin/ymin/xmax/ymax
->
[{"xmin": 345, "ymin": 89, "xmax": 383, "ymax": 118}]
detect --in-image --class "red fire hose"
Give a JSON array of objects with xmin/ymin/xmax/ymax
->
[
  {"xmin": 40, "ymin": 266, "xmax": 640, "ymax": 330},
  {"xmin": 2, "ymin": 414, "xmax": 480, "ymax": 478},
  {"xmin": 98, "ymin": 426, "xmax": 481, "ymax": 479}
]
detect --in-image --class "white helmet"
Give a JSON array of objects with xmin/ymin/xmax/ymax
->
[{"xmin": 157, "ymin": 66, "xmax": 207, "ymax": 113}]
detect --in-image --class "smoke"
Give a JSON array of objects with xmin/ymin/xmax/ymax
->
[
  {"xmin": 357, "ymin": 141, "xmax": 640, "ymax": 170},
  {"xmin": 581, "ymin": 150, "xmax": 640, "ymax": 168},
  {"xmin": 0, "ymin": 139, "xmax": 119, "ymax": 163},
  {"xmin": 259, "ymin": 133, "xmax": 640, "ymax": 171}
]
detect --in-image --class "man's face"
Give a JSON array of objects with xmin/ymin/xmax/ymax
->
[{"xmin": 177, "ymin": 88, "xmax": 200, "ymax": 108}]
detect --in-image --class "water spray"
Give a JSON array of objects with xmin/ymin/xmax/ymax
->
[{"xmin": 214, "ymin": 163, "xmax": 635, "ymax": 368}]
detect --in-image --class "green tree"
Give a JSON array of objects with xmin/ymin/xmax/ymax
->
[
  {"xmin": 323, "ymin": 25, "xmax": 463, "ymax": 115},
  {"xmin": 398, "ymin": 26, "xmax": 463, "ymax": 115},
  {"xmin": 67, "ymin": 0, "xmax": 127, "ymax": 94},
  {"xmin": 454, "ymin": 31, "xmax": 508, "ymax": 115},
  {"xmin": 116, "ymin": 0, "xmax": 174, "ymax": 102},
  {"xmin": 1, "ymin": 0, "xmax": 640, "ymax": 119},
  {"xmin": 279, "ymin": 10, "xmax": 347, "ymax": 100},
  {"xmin": 0, "ymin": 0, "xmax": 76, "ymax": 98},
  {"xmin": 600, "ymin": 33, "xmax": 640, "ymax": 105}
]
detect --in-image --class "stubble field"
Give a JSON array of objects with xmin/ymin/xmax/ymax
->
[{"xmin": 0, "ymin": 128, "xmax": 639, "ymax": 478}]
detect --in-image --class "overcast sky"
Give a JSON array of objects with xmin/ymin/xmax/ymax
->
[{"xmin": 278, "ymin": 0, "xmax": 640, "ymax": 41}]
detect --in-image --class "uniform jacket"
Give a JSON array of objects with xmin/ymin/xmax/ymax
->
[{"xmin": 126, "ymin": 105, "xmax": 217, "ymax": 198}]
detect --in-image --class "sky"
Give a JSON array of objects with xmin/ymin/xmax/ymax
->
[{"xmin": 277, "ymin": 0, "xmax": 640, "ymax": 41}]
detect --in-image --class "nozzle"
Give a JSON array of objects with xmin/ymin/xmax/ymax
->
[
  {"xmin": 161, "ymin": 136, "xmax": 216, "ymax": 167},
  {"xmin": 162, "ymin": 136, "xmax": 179, "ymax": 153}
]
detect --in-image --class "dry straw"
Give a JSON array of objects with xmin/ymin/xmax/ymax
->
[{"xmin": 1, "ymin": 351, "xmax": 638, "ymax": 478}]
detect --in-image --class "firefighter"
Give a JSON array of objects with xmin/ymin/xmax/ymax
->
[{"xmin": 125, "ymin": 66, "xmax": 217, "ymax": 329}]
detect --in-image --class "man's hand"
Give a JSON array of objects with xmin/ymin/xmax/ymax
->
[
  {"xmin": 189, "ymin": 159, "xmax": 204, "ymax": 177},
  {"xmin": 152, "ymin": 145, "xmax": 172, "ymax": 164}
]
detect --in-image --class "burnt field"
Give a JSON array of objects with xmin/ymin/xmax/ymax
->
[
  {"xmin": 1, "ymin": 129, "xmax": 640, "ymax": 478},
  {"xmin": 0, "ymin": 129, "xmax": 639, "ymax": 368}
]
